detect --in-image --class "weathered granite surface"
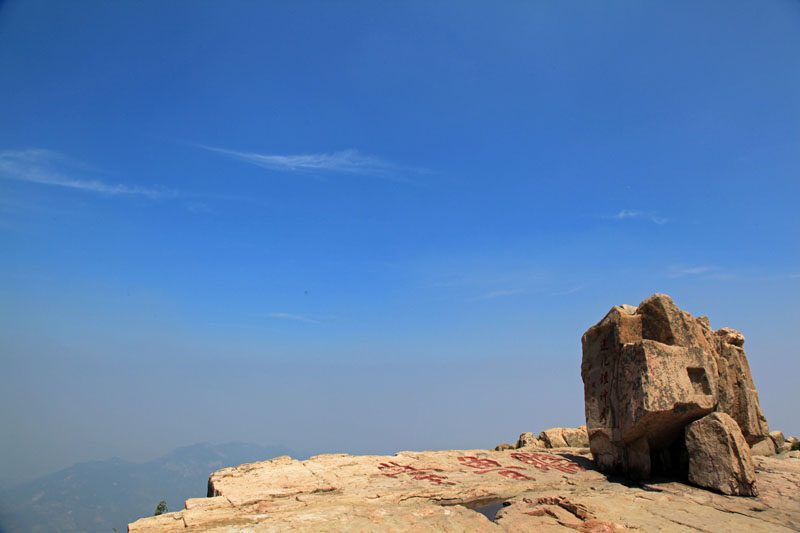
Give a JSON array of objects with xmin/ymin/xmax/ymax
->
[
  {"xmin": 685, "ymin": 412, "xmax": 757, "ymax": 496},
  {"xmin": 129, "ymin": 447, "xmax": 800, "ymax": 532},
  {"xmin": 581, "ymin": 294, "xmax": 771, "ymax": 480},
  {"xmin": 498, "ymin": 426, "xmax": 589, "ymax": 452}
]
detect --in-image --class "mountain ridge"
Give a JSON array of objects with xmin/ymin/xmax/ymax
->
[{"xmin": 0, "ymin": 442, "xmax": 305, "ymax": 533}]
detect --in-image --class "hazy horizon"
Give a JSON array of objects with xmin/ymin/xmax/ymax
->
[{"xmin": 2, "ymin": 1, "xmax": 799, "ymax": 491}]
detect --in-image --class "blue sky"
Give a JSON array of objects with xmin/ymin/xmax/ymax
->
[{"xmin": 1, "ymin": 1, "xmax": 799, "ymax": 487}]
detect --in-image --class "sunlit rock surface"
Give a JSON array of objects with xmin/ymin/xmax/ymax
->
[
  {"xmin": 128, "ymin": 447, "xmax": 800, "ymax": 532},
  {"xmin": 685, "ymin": 412, "xmax": 757, "ymax": 496},
  {"xmin": 581, "ymin": 294, "xmax": 771, "ymax": 480},
  {"xmin": 128, "ymin": 294, "xmax": 799, "ymax": 531}
]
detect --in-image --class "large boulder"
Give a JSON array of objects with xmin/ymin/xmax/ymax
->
[
  {"xmin": 770, "ymin": 430, "xmax": 786, "ymax": 450},
  {"xmin": 751, "ymin": 437, "xmax": 777, "ymax": 456},
  {"xmin": 539, "ymin": 428, "xmax": 569, "ymax": 448},
  {"xmin": 562, "ymin": 426, "xmax": 590, "ymax": 448},
  {"xmin": 514, "ymin": 432, "xmax": 545, "ymax": 449},
  {"xmin": 581, "ymin": 294, "xmax": 770, "ymax": 480},
  {"xmin": 502, "ymin": 427, "xmax": 586, "ymax": 451},
  {"xmin": 685, "ymin": 412, "xmax": 757, "ymax": 496}
]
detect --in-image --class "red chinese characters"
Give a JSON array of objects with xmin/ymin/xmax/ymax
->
[
  {"xmin": 457, "ymin": 456, "xmax": 502, "ymax": 473},
  {"xmin": 496, "ymin": 470, "xmax": 536, "ymax": 481},
  {"xmin": 510, "ymin": 452, "xmax": 585, "ymax": 475},
  {"xmin": 457, "ymin": 456, "xmax": 535, "ymax": 481},
  {"xmin": 597, "ymin": 340, "xmax": 613, "ymax": 426},
  {"xmin": 377, "ymin": 461, "xmax": 456, "ymax": 486}
]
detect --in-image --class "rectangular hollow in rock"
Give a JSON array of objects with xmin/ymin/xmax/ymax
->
[{"xmin": 687, "ymin": 367, "xmax": 712, "ymax": 395}]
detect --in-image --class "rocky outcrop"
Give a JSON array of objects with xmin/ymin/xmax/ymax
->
[
  {"xmin": 514, "ymin": 432, "xmax": 542, "ymax": 449},
  {"xmin": 770, "ymin": 430, "xmax": 795, "ymax": 453},
  {"xmin": 495, "ymin": 426, "xmax": 588, "ymax": 452},
  {"xmin": 128, "ymin": 447, "xmax": 800, "ymax": 532},
  {"xmin": 581, "ymin": 294, "xmax": 770, "ymax": 482},
  {"xmin": 539, "ymin": 427, "xmax": 590, "ymax": 449},
  {"xmin": 752, "ymin": 438, "xmax": 777, "ymax": 456},
  {"xmin": 561, "ymin": 427, "xmax": 590, "ymax": 448},
  {"xmin": 771, "ymin": 431, "xmax": 785, "ymax": 449},
  {"xmin": 713, "ymin": 327, "xmax": 770, "ymax": 444},
  {"xmin": 126, "ymin": 292, "xmax": 796, "ymax": 531},
  {"xmin": 538, "ymin": 427, "xmax": 570, "ymax": 448},
  {"xmin": 685, "ymin": 412, "xmax": 757, "ymax": 496}
]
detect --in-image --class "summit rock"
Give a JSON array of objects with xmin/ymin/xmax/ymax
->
[{"xmin": 581, "ymin": 293, "xmax": 771, "ymax": 484}]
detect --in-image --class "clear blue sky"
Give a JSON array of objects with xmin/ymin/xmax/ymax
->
[{"xmin": 1, "ymin": 1, "xmax": 798, "ymax": 487}]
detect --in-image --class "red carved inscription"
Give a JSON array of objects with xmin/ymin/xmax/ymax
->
[
  {"xmin": 457, "ymin": 456, "xmax": 535, "ymax": 481},
  {"xmin": 510, "ymin": 452, "xmax": 585, "ymax": 475},
  {"xmin": 377, "ymin": 461, "xmax": 456, "ymax": 486}
]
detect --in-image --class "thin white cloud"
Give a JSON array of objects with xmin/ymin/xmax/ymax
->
[
  {"xmin": 606, "ymin": 209, "xmax": 668, "ymax": 225},
  {"xmin": 476, "ymin": 288, "xmax": 525, "ymax": 300},
  {"xmin": 610, "ymin": 209, "xmax": 643, "ymax": 220},
  {"xmin": 555, "ymin": 285, "xmax": 584, "ymax": 295},
  {"xmin": 0, "ymin": 148, "xmax": 172, "ymax": 199},
  {"xmin": 703, "ymin": 272, "xmax": 738, "ymax": 281},
  {"xmin": 201, "ymin": 146, "xmax": 419, "ymax": 182},
  {"xmin": 267, "ymin": 312, "xmax": 319, "ymax": 324},
  {"xmin": 185, "ymin": 201, "xmax": 211, "ymax": 213},
  {"xmin": 667, "ymin": 265, "xmax": 717, "ymax": 278}
]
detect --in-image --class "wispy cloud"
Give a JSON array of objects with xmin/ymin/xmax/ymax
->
[
  {"xmin": 554, "ymin": 285, "xmax": 584, "ymax": 295},
  {"xmin": 475, "ymin": 288, "xmax": 525, "ymax": 300},
  {"xmin": 667, "ymin": 265, "xmax": 717, "ymax": 278},
  {"xmin": 201, "ymin": 146, "xmax": 420, "ymax": 182},
  {"xmin": 267, "ymin": 312, "xmax": 319, "ymax": 324},
  {"xmin": 606, "ymin": 209, "xmax": 668, "ymax": 225},
  {"xmin": 610, "ymin": 209, "xmax": 642, "ymax": 220},
  {"xmin": 0, "ymin": 148, "xmax": 172, "ymax": 199}
]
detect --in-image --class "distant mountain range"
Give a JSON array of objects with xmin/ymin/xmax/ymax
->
[{"xmin": 0, "ymin": 442, "xmax": 305, "ymax": 533}]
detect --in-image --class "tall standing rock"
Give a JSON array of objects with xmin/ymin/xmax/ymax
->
[
  {"xmin": 581, "ymin": 294, "xmax": 770, "ymax": 480},
  {"xmin": 712, "ymin": 327, "xmax": 770, "ymax": 446}
]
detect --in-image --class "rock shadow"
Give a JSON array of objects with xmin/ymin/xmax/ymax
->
[{"xmin": 555, "ymin": 453, "xmax": 599, "ymax": 472}]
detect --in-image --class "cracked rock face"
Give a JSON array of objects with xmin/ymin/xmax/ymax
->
[
  {"xmin": 581, "ymin": 293, "xmax": 770, "ymax": 481},
  {"xmin": 128, "ymin": 448, "xmax": 800, "ymax": 531}
]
